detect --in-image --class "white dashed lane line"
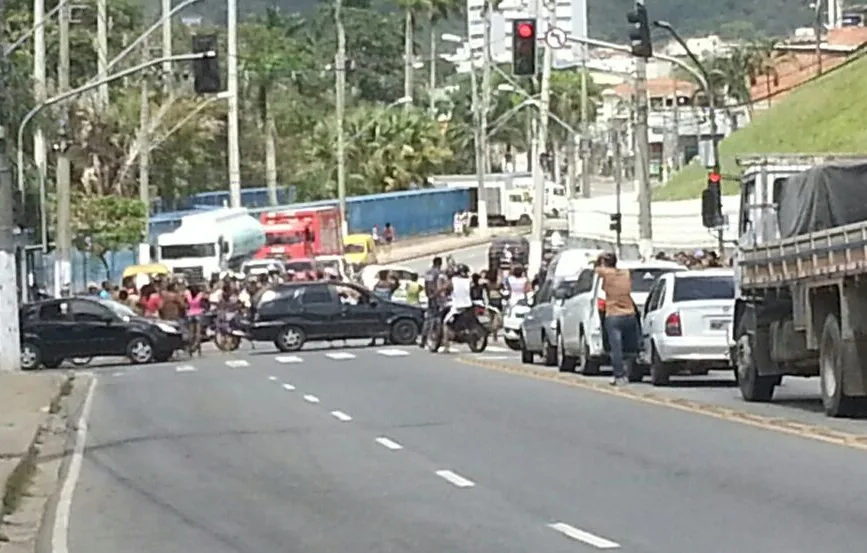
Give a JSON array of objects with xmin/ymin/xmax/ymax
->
[
  {"xmin": 225, "ymin": 359, "xmax": 250, "ymax": 368},
  {"xmin": 282, "ymin": 383, "xmax": 296, "ymax": 391},
  {"xmin": 268, "ymin": 376, "xmax": 278, "ymax": 381},
  {"xmin": 303, "ymin": 394, "xmax": 320, "ymax": 403},
  {"xmin": 331, "ymin": 411, "xmax": 352, "ymax": 421},
  {"xmin": 175, "ymin": 365, "xmax": 196, "ymax": 372},
  {"xmin": 275, "ymin": 355, "xmax": 303, "ymax": 363},
  {"xmin": 375, "ymin": 437, "xmax": 403, "ymax": 450},
  {"xmin": 547, "ymin": 523, "xmax": 620, "ymax": 549},
  {"xmin": 377, "ymin": 348, "xmax": 409, "ymax": 357},
  {"xmin": 434, "ymin": 470, "xmax": 475, "ymax": 488},
  {"xmin": 325, "ymin": 352, "xmax": 357, "ymax": 360}
]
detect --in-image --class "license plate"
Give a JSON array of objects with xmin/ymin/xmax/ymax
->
[
  {"xmin": 478, "ymin": 316, "xmax": 490, "ymax": 324},
  {"xmin": 710, "ymin": 320, "xmax": 728, "ymax": 330}
]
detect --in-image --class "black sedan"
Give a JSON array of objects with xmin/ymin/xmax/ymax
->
[
  {"xmin": 19, "ymin": 297, "xmax": 185, "ymax": 370},
  {"xmin": 248, "ymin": 281, "xmax": 424, "ymax": 352}
]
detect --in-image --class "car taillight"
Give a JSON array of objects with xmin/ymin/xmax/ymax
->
[
  {"xmin": 475, "ymin": 306, "xmax": 486, "ymax": 315},
  {"xmin": 597, "ymin": 298, "xmax": 606, "ymax": 312},
  {"xmin": 665, "ymin": 312, "xmax": 682, "ymax": 336}
]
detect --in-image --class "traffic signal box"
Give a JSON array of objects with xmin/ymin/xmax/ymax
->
[
  {"xmin": 701, "ymin": 171, "xmax": 723, "ymax": 228},
  {"xmin": 512, "ymin": 19, "xmax": 537, "ymax": 76},
  {"xmin": 627, "ymin": 2, "xmax": 652, "ymax": 58}
]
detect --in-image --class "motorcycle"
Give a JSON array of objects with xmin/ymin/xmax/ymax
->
[
  {"xmin": 213, "ymin": 310, "xmax": 247, "ymax": 352},
  {"xmin": 427, "ymin": 303, "xmax": 489, "ymax": 353}
]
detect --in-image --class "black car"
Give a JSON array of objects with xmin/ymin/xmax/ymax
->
[
  {"xmin": 19, "ymin": 297, "xmax": 185, "ymax": 370},
  {"xmin": 248, "ymin": 281, "xmax": 424, "ymax": 352}
]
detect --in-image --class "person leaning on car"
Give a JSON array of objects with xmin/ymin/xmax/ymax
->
[{"xmin": 593, "ymin": 252, "xmax": 638, "ymax": 387}]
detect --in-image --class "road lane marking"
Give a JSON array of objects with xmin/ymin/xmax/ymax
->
[
  {"xmin": 377, "ymin": 348, "xmax": 409, "ymax": 356},
  {"xmin": 268, "ymin": 376, "xmax": 278, "ymax": 381},
  {"xmin": 175, "ymin": 365, "xmax": 196, "ymax": 372},
  {"xmin": 276, "ymin": 355, "xmax": 303, "ymax": 363},
  {"xmin": 52, "ymin": 376, "xmax": 98, "ymax": 553},
  {"xmin": 331, "ymin": 410, "xmax": 352, "ymax": 421},
  {"xmin": 375, "ymin": 437, "xmax": 403, "ymax": 450},
  {"xmin": 435, "ymin": 470, "xmax": 475, "ymax": 488},
  {"xmin": 282, "ymin": 383, "xmax": 296, "ymax": 391},
  {"xmin": 325, "ymin": 352, "xmax": 356, "ymax": 360},
  {"xmin": 547, "ymin": 523, "xmax": 620, "ymax": 549},
  {"xmin": 303, "ymin": 394, "xmax": 320, "ymax": 403},
  {"xmin": 475, "ymin": 355, "xmax": 511, "ymax": 360},
  {"xmin": 485, "ymin": 346, "xmax": 510, "ymax": 352},
  {"xmin": 225, "ymin": 359, "xmax": 249, "ymax": 368},
  {"xmin": 456, "ymin": 357, "xmax": 867, "ymax": 452}
]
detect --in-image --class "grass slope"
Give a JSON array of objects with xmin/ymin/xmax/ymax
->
[{"xmin": 654, "ymin": 53, "xmax": 867, "ymax": 200}]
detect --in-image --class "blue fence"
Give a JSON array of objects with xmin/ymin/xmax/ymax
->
[{"xmin": 150, "ymin": 186, "xmax": 297, "ymax": 214}]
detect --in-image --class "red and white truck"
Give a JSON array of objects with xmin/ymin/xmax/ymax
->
[{"xmin": 255, "ymin": 206, "xmax": 342, "ymax": 260}]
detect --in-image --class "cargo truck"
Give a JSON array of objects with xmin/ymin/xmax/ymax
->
[
  {"xmin": 256, "ymin": 206, "xmax": 342, "ymax": 260},
  {"xmin": 728, "ymin": 154, "xmax": 867, "ymax": 417}
]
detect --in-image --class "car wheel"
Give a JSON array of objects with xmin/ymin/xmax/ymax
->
[
  {"xmin": 275, "ymin": 325, "xmax": 305, "ymax": 352},
  {"xmin": 578, "ymin": 332, "xmax": 601, "ymax": 375},
  {"xmin": 557, "ymin": 333, "xmax": 577, "ymax": 373},
  {"xmin": 542, "ymin": 335, "xmax": 557, "ymax": 366},
  {"xmin": 127, "ymin": 337, "xmax": 155, "ymax": 364},
  {"xmin": 20, "ymin": 342, "xmax": 42, "ymax": 371},
  {"xmin": 519, "ymin": 335, "xmax": 534, "ymax": 364},
  {"xmin": 390, "ymin": 319, "xmax": 419, "ymax": 346},
  {"xmin": 154, "ymin": 351, "xmax": 174, "ymax": 363},
  {"xmin": 504, "ymin": 338, "xmax": 522, "ymax": 351},
  {"xmin": 649, "ymin": 344, "xmax": 671, "ymax": 386}
]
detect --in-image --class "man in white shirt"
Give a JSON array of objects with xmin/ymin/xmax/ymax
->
[{"xmin": 442, "ymin": 264, "xmax": 473, "ymax": 352}]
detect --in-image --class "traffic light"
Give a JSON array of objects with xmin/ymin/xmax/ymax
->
[
  {"xmin": 512, "ymin": 19, "xmax": 537, "ymax": 76},
  {"xmin": 192, "ymin": 34, "xmax": 221, "ymax": 94},
  {"xmin": 627, "ymin": 1, "xmax": 652, "ymax": 58},
  {"xmin": 701, "ymin": 171, "xmax": 722, "ymax": 228},
  {"xmin": 609, "ymin": 213, "xmax": 622, "ymax": 233}
]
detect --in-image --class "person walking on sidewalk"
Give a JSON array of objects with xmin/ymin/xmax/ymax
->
[{"xmin": 593, "ymin": 252, "xmax": 639, "ymax": 387}]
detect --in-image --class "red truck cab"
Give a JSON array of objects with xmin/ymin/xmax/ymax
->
[{"xmin": 256, "ymin": 206, "xmax": 342, "ymax": 260}]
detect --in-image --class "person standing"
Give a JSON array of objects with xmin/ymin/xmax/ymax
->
[
  {"xmin": 420, "ymin": 256, "xmax": 444, "ymax": 348},
  {"xmin": 593, "ymin": 252, "xmax": 638, "ymax": 387}
]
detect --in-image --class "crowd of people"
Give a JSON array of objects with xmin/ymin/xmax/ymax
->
[{"xmin": 654, "ymin": 249, "xmax": 727, "ymax": 268}]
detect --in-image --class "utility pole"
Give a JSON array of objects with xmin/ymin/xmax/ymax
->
[
  {"xmin": 54, "ymin": 0, "xmax": 71, "ymax": 296},
  {"xmin": 612, "ymin": 119, "xmax": 623, "ymax": 256},
  {"xmin": 477, "ymin": 0, "xmax": 491, "ymax": 234},
  {"xmin": 0, "ymin": 0, "xmax": 23, "ymax": 371},
  {"xmin": 96, "ymin": 0, "xmax": 109, "ymax": 108},
  {"xmin": 162, "ymin": 0, "xmax": 173, "ymax": 90},
  {"xmin": 530, "ymin": 0, "xmax": 553, "ymax": 276},
  {"xmin": 226, "ymin": 0, "xmax": 241, "ymax": 207},
  {"xmin": 335, "ymin": 0, "xmax": 348, "ymax": 237},
  {"xmin": 139, "ymin": 40, "xmax": 150, "ymax": 213},
  {"xmin": 634, "ymin": 57, "xmax": 651, "ymax": 258},
  {"xmin": 33, "ymin": 0, "xmax": 47, "ymax": 249},
  {"xmin": 579, "ymin": 57, "xmax": 591, "ymax": 198},
  {"xmin": 403, "ymin": 11, "xmax": 412, "ymax": 106},
  {"xmin": 428, "ymin": 31, "xmax": 436, "ymax": 113}
]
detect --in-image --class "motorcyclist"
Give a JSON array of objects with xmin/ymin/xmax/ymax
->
[{"xmin": 441, "ymin": 263, "xmax": 473, "ymax": 353}]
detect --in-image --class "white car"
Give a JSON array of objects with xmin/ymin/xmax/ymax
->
[
  {"xmin": 503, "ymin": 300, "xmax": 531, "ymax": 350},
  {"xmin": 556, "ymin": 259, "xmax": 687, "ymax": 374},
  {"xmin": 315, "ymin": 254, "xmax": 349, "ymax": 280},
  {"xmin": 358, "ymin": 264, "xmax": 427, "ymax": 306},
  {"xmin": 637, "ymin": 269, "xmax": 735, "ymax": 386}
]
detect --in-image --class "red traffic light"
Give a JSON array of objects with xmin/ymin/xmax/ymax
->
[
  {"xmin": 708, "ymin": 172, "xmax": 721, "ymax": 183},
  {"xmin": 517, "ymin": 22, "xmax": 534, "ymax": 38}
]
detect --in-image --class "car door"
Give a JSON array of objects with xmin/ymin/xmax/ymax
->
[
  {"xmin": 69, "ymin": 299, "xmax": 126, "ymax": 355},
  {"xmin": 560, "ymin": 269, "xmax": 595, "ymax": 353},
  {"xmin": 522, "ymin": 278, "xmax": 554, "ymax": 351},
  {"xmin": 295, "ymin": 284, "xmax": 343, "ymax": 339},
  {"xmin": 335, "ymin": 284, "xmax": 389, "ymax": 338},
  {"xmin": 639, "ymin": 280, "xmax": 663, "ymax": 364},
  {"xmin": 32, "ymin": 301, "xmax": 77, "ymax": 359}
]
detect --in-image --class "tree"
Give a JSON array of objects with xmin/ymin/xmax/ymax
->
[{"xmin": 70, "ymin": 194, "xmax": 147, "ymax": 277}]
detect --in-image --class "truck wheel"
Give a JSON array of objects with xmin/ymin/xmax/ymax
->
[
  {"xmin": 736, "ymin": 331, "xmax": 776, "ymax": 402},
  {"xmin": 819, "ymin": 313, "xmax": 865, "ymax": 417}
]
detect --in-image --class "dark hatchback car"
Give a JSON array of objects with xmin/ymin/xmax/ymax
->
[
  {"xmin": 19, "ymin": 297, "xmax": 185, "ymax": 370},
  {"xmin": 248, "ymin": 281, "xmax": 424, "ymax": 352}
]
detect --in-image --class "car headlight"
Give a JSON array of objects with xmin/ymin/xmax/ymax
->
[{"xmin": 156, "ymin": 322, "xmax": 180, "ymax": 334}]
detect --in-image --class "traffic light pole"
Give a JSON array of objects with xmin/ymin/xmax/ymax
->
[
  {"xmin": 477, "ymin": 0, "xmax": 492, "ymax": 235},
  {"xmin": 613, "ymin": 119, "xmax": 623, "ymax": 256},
  {"xmin": 530, "ymin": 0, "xmax": 554, "ymax": 278},
  {"xmin": 634, "ymin": 55, "xmax": 652, "ymax": 258}
]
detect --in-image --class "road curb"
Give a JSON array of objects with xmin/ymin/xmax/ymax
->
[{"xmin": 455, "ymin": 356, "xmax": 867, "ymax": 452}]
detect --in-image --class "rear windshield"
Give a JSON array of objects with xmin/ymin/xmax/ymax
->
[
  {"xmin": 285, "ymin": 261, "xmax": 313, "ymax": 273},
  {"xmin": 673, "ymin": 276, "xmax": 734, "ymax": 301},
  {"xmin": 630, "ymin": 269, "xmax": 676, "ymax": 292}
]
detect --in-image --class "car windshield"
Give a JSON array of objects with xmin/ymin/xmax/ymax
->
[
  {"xmin": 344, "ymin": 243, "xmax": 365, "ymax": 254},
  {"xmin": 673, "ymin": 276, "xmax": 734, "ymax": 302},
  {"xmin": 160, "ymin": 243, "xmax": 215, "ymax": 259},
  {"xmin": 318, "ymin": 259, "xmax": 340, "ymax": 271},
  {"xmin": 99, "ymin": 299, "xmax": 137, "ymax": 318},
  {"xmin": 285, "ymin": 260, "xmax": 313, "ymax": 273},
  {"xmin": 630, "ymin": 268, "xmax": 677, "ymax": 293}
]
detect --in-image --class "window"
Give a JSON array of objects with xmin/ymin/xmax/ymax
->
[
  {"xmin": 575, "ymin": 269, "xmax": 594, "ymax": 294},
  {"xmin": 299, "ymin": 285, "xmax": 333, "ymax": 305},
  {"xmin": 332, "ymin": 284, "xmax": 368, "ymax": 305},
  {"xmin": 38, "ymin": 302, "xmax": 69, "ymax": 321},
  {"xmin": 630, "ymin": 268, "xmax": 676, "ymax": 293},
  {"xmin": 285, "ymin": 260, "xmax": 314, "ymax": 273},
  {"xmin": 160, "ymin": 243, "xmax": 216, "ymax": 259},
  {"xmin": 672, "ymin": 276, "xmax": 735, "ymax": 302},
  {"xmin": 344, "ymin": 243, "xmax": 366, "ymax": 254},
  {"xmin": 266, "ymin": 232, "xmax": 303, "ymax": 245},
  {"xmin": 535, "ymin": 279, "xmax": 555, "ymax": 304},
  {"xmin": 99, "ymin": 300, "xmax": 137, "ymax": 318},
  {"xmin": 508, "ymin": 193, "xmax": 524, "ymax": 202},
  {"xmin": 70, "ymin": 300, "xmax": 113, "ymax": 322}
]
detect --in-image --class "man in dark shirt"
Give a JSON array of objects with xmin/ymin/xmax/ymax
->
[{"xmin": 419, "ymin": 256, "xmax": 443, "ymax": 347}]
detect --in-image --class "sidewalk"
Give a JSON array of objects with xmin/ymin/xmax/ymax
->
[{"xmin": 380, "ymin": 227, "xmax": 530, "ymax": 264}]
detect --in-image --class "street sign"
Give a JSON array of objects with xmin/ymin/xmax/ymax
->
[{"xmin": 545, "ymin": 27, "xmax": 567, "ymax": 49}]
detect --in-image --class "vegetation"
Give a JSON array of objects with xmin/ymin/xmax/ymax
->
[{"xmin": 655, "ymin": 52, "xmax": 867, "ymax": 200}]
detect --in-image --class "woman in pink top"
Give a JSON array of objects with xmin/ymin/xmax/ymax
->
[{"xmin": 185, "ymin": 284, "xmax": 206, "ymax": 356}]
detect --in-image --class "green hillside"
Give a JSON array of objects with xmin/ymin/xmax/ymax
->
[{"xmin": 654, "ymin": 53, "xmax": 867, "ymax": 200}]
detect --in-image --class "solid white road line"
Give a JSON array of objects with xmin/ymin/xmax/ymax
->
[
  {"xmin": 434, "ymin": 470, "xmax": 475, "ymax": 488},
  {"xmin": 375, "ymin": 437, "xmax": 403, "ymax": 450},
  {"xmin": 225, "ymin": 359, "xmax": 249, "ymax": 368},
  {"xmin": 275, "ymin": 355, "xmax": 303, "ymax": 363},
  {"xmin": 485, "ymin": 346, "xmax": 510, "ymax": 353},
  {"xmin": 268, "ymin": 376, "xmax": 278, "ymax": 381},
  {"xmin": 475, "ymin": 355, "xmax": 511, "ymax": 360},
  {"xmin": 331, "ymin": 410, "xmax": 352, "ymax": 421},
  {"xmin": 325, "ymin": 352, "xmax": 356, "ymax": 360},
  {"xmin": 376, "ymin": 348, "xmax": 409, "ymax": 357},
  {"xmin": 547, "ymin": 523, "xmax": 620, "ymax": 549},
  {"xmin": 175, "ymin": 365, "xmax": 196, "ymax": 372},
  {"xmin": 52, "ymin": 377, "xmax": 98, "ymax": 553},
  {"xmin": 282, "ymin": 383, "xmax": 296, "ymax": 391},
  {"xmin": 303, "ymin": 394, "xmax": 320, "ymax": 403}
]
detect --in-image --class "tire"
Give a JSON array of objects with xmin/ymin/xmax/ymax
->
[
  {"xmin": 390, "ymin": 319, "xmax": 420, "ymax": 346},
  {"xmin": 627, "ymin": 361, "xmax": 647, "ymax": 383},
  {"xmin": 504, "ymin": 338, "xmax": 522, "ymax": 351},
  {"xmin": 127, "ymin": 337, "xmax": 155, "ymax": 364},
  {"xmin": 20, "ymin": 342, "xmax": 42, "ymax": 371},
  {"xmin": 649, "ymin": 344, "xmax": 670, "ymax": 386},
  {"xmin": 468, "ymin": 331, "xmax": 488, "ymax": 353},
  {"xmin": 542, "ymin": 335, "xmax": 558, "ymax": 366},
  {"xmin": 519, "ymin": 335, "xmax": 534, "ymax": 364},
  {"xmin": 427, "ymin": 318, "xmax": 443, "ymax": 352},
  {"xmin": 216, "ymin": 333, "xmax": 241, "ymax": 352},
  {"xmin": 557, "ymin": 333, "xmax": 577, "ymax": 373},
  {"xmin": 736, "ymin": 325, "xmax": 776, "ymax": 402},
  {"xmin": 275, "ymin": 325, "xmax": 305, "ymax": 352},
  {"xmin": 578, "ymin": 332, "xmax": 601, "ymax": 375},
  {"xmin": 43, "ymin": 358, "xmax": 64, "ymax": 369},
  {"xmin": 819, "ymin": 313, "xmax": 866, "ymax": 417}
]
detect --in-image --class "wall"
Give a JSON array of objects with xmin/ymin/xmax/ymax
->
[{"xmin": 346, "ymin": 188, "xmax": 471, "ymax": 235}]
